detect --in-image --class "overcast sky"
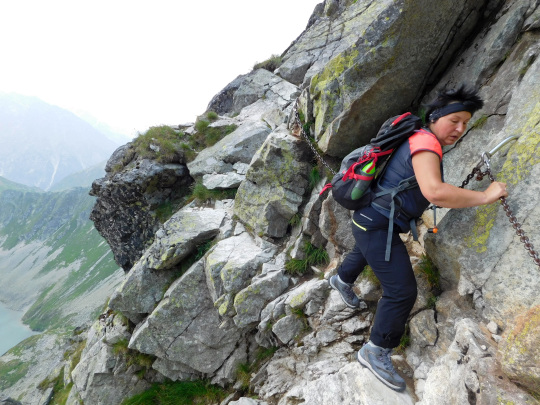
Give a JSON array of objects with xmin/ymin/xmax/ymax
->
[{"xmin": 0, "ymin": 1, "xmax": 321, "ymax": 138}]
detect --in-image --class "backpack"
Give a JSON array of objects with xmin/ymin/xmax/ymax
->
[
  {"xmin": 321, "ymin": 112, "xmax": 423, "ymax": 210},
  {"xmin": 320, "ymin": 112, "xmax": 423, "ymax": 261}
]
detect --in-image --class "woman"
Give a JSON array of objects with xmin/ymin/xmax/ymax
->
[{"xmin": 329, "ymin": 85, "xmax": 508, "ymax": 391}]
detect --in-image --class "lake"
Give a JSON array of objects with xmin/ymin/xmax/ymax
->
[{"xmin": 0, "ymin": 302, "xmax": 38, "ymax": 355}]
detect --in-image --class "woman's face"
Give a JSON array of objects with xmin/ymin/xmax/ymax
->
[{"xmin": 429, "ymin": 111, "xmax": 472, "ymax": 146}]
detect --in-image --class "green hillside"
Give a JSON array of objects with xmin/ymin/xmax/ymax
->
[
  {"xmin": 0, "ymin": 186, "xmax": 121, "ymax": 331},
  {"xmin": 0, "ymin": 176, "xmax": 42, "ymax": 193}
]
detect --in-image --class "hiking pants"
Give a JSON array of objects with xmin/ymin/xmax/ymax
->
[{"xmin": 338, "ymin": 206, "xmax": 417, "ymax": 349}]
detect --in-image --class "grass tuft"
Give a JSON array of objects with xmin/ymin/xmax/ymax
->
[
  {"xmin": 285, "ymin": 242, "xmax": 329, "ymax": 276},
  {"xmin": 236, "ymin": 346, "xmax": 278, "ymax": 394},
  {"xmin": 253, "ymin": 54, "xmax": 283, "ymax": 72},
  {"xmin": 187, "ymin": 180, "xmax": 237, "ymax": 203},
  {"xmin": 133, "ymin": 126, "xmax": 183, "ymax": 163},
  {"xmin": 417, "ymin": 254, "xmax": 440, "ymax": 290},
  {"xmin": 121, "ymin": 380, "xmax": 227, "ymax": 405}
]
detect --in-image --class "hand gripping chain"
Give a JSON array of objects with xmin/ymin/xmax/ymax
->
[{"xmin": 465, "ymin": 136, "xmax": 540, "ymax": 267}]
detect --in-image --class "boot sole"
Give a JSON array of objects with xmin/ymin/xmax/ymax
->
[
  {"xmin": 357, "ymin": 349, "xmax": 406, "ymax": 392},
  {"xmin": 329, "ymin": 276, "xmax": 359, "ymax": 309}
]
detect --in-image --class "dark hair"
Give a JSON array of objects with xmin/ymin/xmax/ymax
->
[{"xmin": 425, "ymin": 84, "xmax": 484, "ymax": 122}]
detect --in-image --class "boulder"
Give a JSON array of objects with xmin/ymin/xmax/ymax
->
[
  {"xmin": 187, "ymin": 120, "xmax": 271, "ymax": 179},
  {"xmin": 234, "ymin": 126, "xmax": 312, "ymax": 238},
  {"xmin": 128, "ymin": 232, "xmax": 276, "ymax": 381},
  {"xmin": 500, "ymin": 305, "xmax": 540, "ymax": 395},
  {"xmin": 129, "ymin": 260, "xmax": 243, "ymax": 376},
  {"xmin": 70, "ymin": 313, "xmax": 156, "ymax": 405},
  {"xmin": 233, "ymin": 264, "xmax": 290, "ymax": 328},
  {"xmin": 90, "ymin": 145, "xmax": 193, "ymax": 271},
  {"xmin": 303, "ymin": 0, "xmax": 487, "ymax": 157},
  {"xmin": 108, "ymin": 206, "xmax": 228, "ymax": 323}
]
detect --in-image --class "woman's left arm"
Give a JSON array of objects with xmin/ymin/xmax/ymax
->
[{"xmin": 412, "ymin": 151, "xmax": 508, "ymax": 208}]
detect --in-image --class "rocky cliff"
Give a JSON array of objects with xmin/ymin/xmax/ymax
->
[{"xmin": 21, "ymin": 0, "xmax": 540, "ymax": 404}]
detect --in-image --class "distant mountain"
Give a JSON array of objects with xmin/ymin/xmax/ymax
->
[
  {"xmin": 49, "ymin": 160, "xmax": 107, "ymax": 192},
  {"xmin": 0, "ymin": 176, "xmax": 42, "ymax": 193},
  {"xmin": 0, "ymin": 93, "xmax": 121, "ymax": 191}
]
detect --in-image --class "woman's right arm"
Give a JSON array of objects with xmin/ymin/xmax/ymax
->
[{"xmin": 411, "ymin": 151, "xmax": 508, "ymax": 209}]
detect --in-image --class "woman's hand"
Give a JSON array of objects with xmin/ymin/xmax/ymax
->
[
  {"xmin": 412, "ymin": 151, "xmax": 509, "ymax": 209},
  {"xmin": 483, "ymin": 181, "xmax": 508, "ymax": 204}
]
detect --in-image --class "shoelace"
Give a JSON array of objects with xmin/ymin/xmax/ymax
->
[
  {"xmin": 343, "ymin": 285, "xmax": 357, "ymax": 302},
  {"xmin": 378, "ymin": 348, "xmax": 395, "ymax": 372}
]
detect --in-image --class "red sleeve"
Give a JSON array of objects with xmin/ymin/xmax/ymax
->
[{"xmin": 409, "ymin": 129, "xmax": 442, "ymax": 160}]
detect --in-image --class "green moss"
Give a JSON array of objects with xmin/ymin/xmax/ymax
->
[
  {"xmin": 39, "ymin": 368, "xmax": 73, "ymax": 405},
  {"xmin": 289, "ymin": 291, "xmax": 307, "ymax": 308},
  {"xmin": 309, "ymin": 166, "xmax": 321, "ymax": 190},
  {"xmin": 310, "ymin": 48, "xmax": 359, "ymax": 137},
  {"xmin": 310, "ymin": 48, "xmax": 359, "ymax": 92},
  {"xmin": 466, "ymin": 114, "xmax": 539, "ymax": 254},
  {"xmin": 206, "ymin": 111, "xmax": 218, "ymax": 121},
  {"xmin": 361, "ymin": 265, "xmax": 380, "ymax": 286},
  {"xmin": 235, "ymin": 346, "xmax": 278, "ymax": 395},
  {"xmin": 465, "ymin": 204, "xmax": 497, "ymax": 254},
  {"xmin": 505, "ymin": 307, "xmax": 540, "ymax": 359},
  {"xmin": 498, "ymin": 115, "xmax": 540, "ymax": 186},
  {"xmin": 470, "ymin": 115, "xmax": 488, "ymax": 130},
  {"xmin": 395, "ymin": 324, "xmax": 411, "ymax": 355},
  {"xmin": 154, "ymin": 200, "xmax": 178, "ymax": 223}
]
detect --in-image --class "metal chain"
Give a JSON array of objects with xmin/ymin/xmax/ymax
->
[
  {"xmin": 292, "ymin": 102, "xmax": 337, "ymax": 176},
  {"xmin": 472, "ymin": 166, "xmax": 540, "ymax": 267},
  {"xmin": 458, "ymin": 166, "xmax": 483, "ymax": 189}
]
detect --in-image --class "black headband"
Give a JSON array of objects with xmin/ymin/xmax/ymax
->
[{"xmin": 429, "ymin": 102, "xmax": 475, "ymax": 122}]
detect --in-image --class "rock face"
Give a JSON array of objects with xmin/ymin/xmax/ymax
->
[
  {"xmin": 44, "ymin": 0, "xmax": 540, "ymax": 404},
  {"xmin": 234, "ymin": 126, "xmax": 313, "ymax": 238},
  {"xmin": 90, "ymin": 142, "xmax": 193, "ymax": 271},
  {"xmin": 283, "ymin": 0, "xmax": 491, "ymax": 157}
]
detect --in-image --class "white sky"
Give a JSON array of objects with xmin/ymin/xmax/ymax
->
[{"xmin": 0, "ymin": 1, "xmax": 321, "ymax": 138}]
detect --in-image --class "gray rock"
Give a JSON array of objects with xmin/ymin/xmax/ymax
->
[
  {"xmin": 129, "ymin": 260, "xmax": 243, "ymax": 376},
  {"xmin": 70, "ymin": 315, "xmax": 153, "ymax": 405},
  {"xmin": 205, "ymin": 233, "xmax": 277, "ymax": 301},
  {"xmin": 91, "ymin": 149, "xmax": 193, "ymax": 271},
  {"xmin": 272, "ymin": 315, "xmax": 306, "ymax": 346},
  {"xmin": 187, "ymin": 120, "xmax": 271, "ymax": 178},
  {"xmin": 229, "ymin": 398, "xmax": 268, "ymax": 405},
  {"xmin": 203, "ymin": 172, "xmax": 245, "ymax": 190},
  {"xmin": 425, "ymin": 52, "xmax": 540, "ymax": 328},
  {"xmin": 499, "ymin": 305, "xmax": 540, "ymax": 395},
  {"xmin": 109, "ymin": 206, "xmax": 227, "ymax": 323},
  {"xmin": 234, "ymin": 126, "xmax": 312, "ymax": 238},
  {"xmin": 409, "ymin": 310, "xmax": 438, "ymax": 348},
  {"xmin": 233, "ymin": 265, "xmax": 290, "ymax": 328},
  {"xmin": 319, "ymin": 196, "xmax": 354, "ymax": 254},
  {"xmin": 304, "ymin": 0, "xmax": 487, "ymax": 157}
]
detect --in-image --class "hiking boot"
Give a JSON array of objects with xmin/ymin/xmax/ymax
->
[
  {"xmin": 358, "ymin": 341, "xmax": 406, "ymax": 392},
  {"xmin": 329, "ymin": 275, "xmax": 360, "ymax": 308}
]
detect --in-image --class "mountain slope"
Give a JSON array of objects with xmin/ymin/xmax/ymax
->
[
  {"xmin": 0, "ymin": 93, "xmax": 120, "ymax": 190},
  {"xmin": 0, "ymin": 186, "xmax": 123, "ymax": 330}
]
